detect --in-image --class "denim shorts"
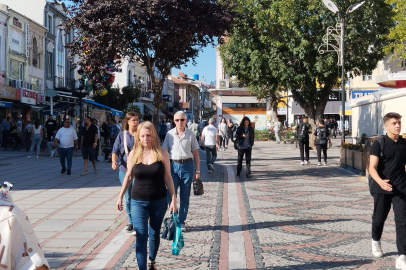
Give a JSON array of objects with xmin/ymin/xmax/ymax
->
[{"xmin": 81, "ymin": 146, "xmax": 96, "ymax": 161}]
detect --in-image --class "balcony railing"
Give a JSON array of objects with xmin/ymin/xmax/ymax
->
[
  {"xmin": 141, "ymin": 91, "xmax": 153, "ymax": 100},
  {"xmin": 55, "ymin": 77, "xmax": 76, "ymax": 91}
]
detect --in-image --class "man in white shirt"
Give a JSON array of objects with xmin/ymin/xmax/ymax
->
[
  {"xmin": 0, "ymin": 182, "xmax": 50, "ymax": 270},
  {"xmin": 273, "ymin": 118, "xmax": 282, "ymax": 144},
  {"xmin": 54, "ymin": 118, "xmax": 78, "ymax": 175},
  {"xmin": 201, "ymin": 118, "xmax": 219, "ymax": 173},
  {"xmin": 162, "ymin": 111, "xmax": 200, "ymax": 232}
]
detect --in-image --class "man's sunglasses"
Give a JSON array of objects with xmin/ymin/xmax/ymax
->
[{"xmin": 174, "ymin": 119, "xmax": 186, "ymax": 122}]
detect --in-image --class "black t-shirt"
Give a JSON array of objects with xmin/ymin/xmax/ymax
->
[
  {"xmin": 370, "ymin": 135, "xmax": 406, "ymax": 194},
  {"xmin": 82, "ymin": 124, "xmax": 98, "ymax": 147},
  {"xmin": 314, "ymin": 126, "xmax": 330, "ymax": 145},
  {"xmin": 45, "ymin": 120, "xmax": 57, "ymax": 133}
]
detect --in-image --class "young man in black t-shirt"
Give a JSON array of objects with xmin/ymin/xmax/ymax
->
[
  {"xmin": 295, "ymin": 116, "xmax": 312, "ymax": 165},
  {"xmin": 45, "ymin": 115, "xmax": 57, "ymax": 142},
  {"xmin": 369, "ymin": 112, "xmax": 406, "ymax": 269},
  {"xmin": 313, "ymin": 120, "xmax": 332, "ymax": 166},
  {"xmin": 80, "ymin": 116, "xmax": 98, "ymax": 176}
]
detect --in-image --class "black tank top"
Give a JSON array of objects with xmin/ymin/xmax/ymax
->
[{"xmin": 131, "ymin": 161, "xmax": 167, "ymax": 201}]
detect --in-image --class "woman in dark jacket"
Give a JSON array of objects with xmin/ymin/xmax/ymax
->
[{"xmin": 235, "ymin": 116, "xmax": 255, "ymax": 178}]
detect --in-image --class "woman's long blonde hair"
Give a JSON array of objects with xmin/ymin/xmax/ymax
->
[{"xmin": 131, "ymin": 121, "xmax": 163, "ymax": 164}]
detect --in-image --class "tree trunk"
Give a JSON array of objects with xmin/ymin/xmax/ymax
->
[{"xmin": 271, "ymin": 101, "xmax": 278, "ymax": 123}]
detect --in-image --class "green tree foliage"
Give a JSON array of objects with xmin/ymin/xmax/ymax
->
[
  {"xmin": 62, "ymin": 0, "xmax": 235, "ymax": 125},
  {"xmin": 384, "ymin": 0, "xmax": 406, "ymax": 59},
  {"xmin": 93, "ymin": 85, "xmax": 141, "ymax": 113},
  {"xmin": 220, "ymin": 0, "xmax": 394, "ymax": 129}
]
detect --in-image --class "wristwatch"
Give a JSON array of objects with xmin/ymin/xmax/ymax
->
[{"xmin": 196, "ymin": 171, "xmax": 200, "ymax": 173}]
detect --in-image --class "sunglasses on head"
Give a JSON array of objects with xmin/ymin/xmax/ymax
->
[{"xmin": 174, "ymin": 119, "xmax": 186, "ymax": 122}]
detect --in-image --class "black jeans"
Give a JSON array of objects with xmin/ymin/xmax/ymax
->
[
  {"xmin": 227, "ymin": 132, "xmax": 233, "ymax": 145},
  {"xmin": 299, "ymin": 138, "xmax": 309, "ymax": 161},
  {"xmin": 372, "ymin": 193, "xmax": 406, "ymax": 254},
  {"xmin": 205, "ymin": 145, "xmax": 217, "ymax": 169},
  {"xmin": 237, "ymin": 148, "xmax": 252, "ymax": 175},
  {"xmin": 316, "ymin": 144, "xmax": 327, "ymax": 162},
  {"xmin": 219, "ymin": 135, "xmax": 227, "ymax": 148}
]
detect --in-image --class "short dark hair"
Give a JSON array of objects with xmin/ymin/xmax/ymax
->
[
  {"xmin": 85, "ymin": 116, "xmax": 92, "ymax": 121},
  {"xmin": 302, "ymin": 115, "xmax": 308, "ymax": 119},
  {"xmin": 383, "ymin": 112, "xmax": 402, "ymax": 123},
  {"xmin": 319, "ymin": 119, "xmax": 325, "ymax": 125}
]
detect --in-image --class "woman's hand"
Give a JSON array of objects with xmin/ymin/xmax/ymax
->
[
  {"xmin": 169, "ymin": 199, "xmax": 178, "ymax": 214},
  {"xmin": 112, "ymin": 162, "xmax": 118, "ymax": 170},
  {"xmin": 116, "ymin": 196, "xmax": 123, "ymax": 211}
]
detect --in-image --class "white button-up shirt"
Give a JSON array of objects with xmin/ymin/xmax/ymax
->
[{"xmin": 162, "ymin": 127, "xmax": 199, "ymax": 159}]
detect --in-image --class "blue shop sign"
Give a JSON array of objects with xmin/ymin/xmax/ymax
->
[
  {"xmin": 351, "ymin": 90, "xmax": 376, "ymax": 99},
  {"xmin": 0, "ymin": 101, "xmax": 12, "ymax": 108}
]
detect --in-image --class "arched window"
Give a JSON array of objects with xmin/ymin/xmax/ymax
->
[{"xmin": 32, "ymin": 37, "xmax": 38, "ymax": 68}]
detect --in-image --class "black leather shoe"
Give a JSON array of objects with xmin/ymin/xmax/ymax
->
[
  {"xmin": 61, "ymin": 168, "xmax": 66, "ymax": 174},
  {"xmin": 67, "ymin": 170, "xmax": 71, "ymax": 175},
  {"xmin": 246, "ymin": 173, "xmax": 252, "ymax": 178}
]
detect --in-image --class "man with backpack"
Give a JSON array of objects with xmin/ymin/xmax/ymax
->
[
  {"xmin": 369, "ymin": 112, "xmax": 406, "ymax": 269},
  {"xmin": 313, "ymin": 119, "xmax": 332, "ymax": 166},
  {"xmin": 295, "ymin": 115, "xmax": 312, "ymax": 165}
]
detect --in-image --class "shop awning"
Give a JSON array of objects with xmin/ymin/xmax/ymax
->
[
  {"xmin": 144, "ymin": 102, "xmax": 165, "ymax": 117},
  {"xmin": 202, "ymin": 110, "xmax": 216, "ymax": 118},
  {"xmin": 40, "ymin": 102, "xmax": 71, "ymax": 116},
  {"xmin": 0, "ymin": 101, "xmax": 12, "ymax": 108},
  {"xmin": 82, "ymin": 99, "xmax": 123, "ymax": 117}
]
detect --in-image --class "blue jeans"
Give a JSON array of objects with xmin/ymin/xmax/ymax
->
[
  {"xmin": 59, "ymin": 147, "xmax": 74, "ymax": 170},
  {"xmin": 29, "ymin": 134, "xmax": 42, "ymax": 156},
  {"xmin": 131, "ymin": 197, "xmax": 167, "ymax": 270},
  {"xmin": 167, "ymin": 160, "xmax": 194, "ymax": 224},
  {"xmin": 119, "ymin": 170, "xmax": 134, "ymax": 224}
]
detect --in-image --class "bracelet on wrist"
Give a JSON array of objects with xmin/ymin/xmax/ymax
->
[{"xmin": 195, "ymin": 171, "xmax": 200, "ymax": 173}]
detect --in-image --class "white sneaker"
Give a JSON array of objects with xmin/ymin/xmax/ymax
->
[
  {"xmin": 304, "ymin": 160, "xmax": 308, "ymax": 165},
  {"xmin": 396, "ymin": 255, "xmax": 406, "ymax": 269},
  {"xmin": 372, "ymin": 240, "xmax": 383, "ymax": 258},
  {"xmin": 27, "ymin": 155, "xmax": 31, "ymax": 158},
  {"xmin": 317, "ymin": 162, "xmax": 321, "ymax": 166},
  {"xmin": 301, "ymin": 161, "xmax": 304, "ymax": 166},
  {"xmin": 306, "ymin": 160, "xmax": 310, "ymax": 165},
  {"xmin": 323, "ymin": 161, "xmax": 327, "ymax": 166},
  {"xmin": 181, "ymin": 224, "xmax": 186, "ymax": 232},
  {"xmin": 50, "ymin": 150, "xmax": 54, "ymax": 157},
  {"xmin": 80, "ymin": 171, "xmax": 89, "ymax": 176}
]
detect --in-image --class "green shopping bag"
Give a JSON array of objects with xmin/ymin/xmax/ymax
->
[{"xmin": 171, "ymin": 212, "xmax": 184, "ymax": 255}]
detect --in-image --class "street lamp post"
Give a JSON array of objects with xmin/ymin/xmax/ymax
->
[{"xmin": 320, "ymin": 0, "xmax": 364, "ymax": 144}]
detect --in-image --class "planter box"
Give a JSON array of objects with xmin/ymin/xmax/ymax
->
[{"xmin": 340, "ymin": 147, "xmax": 366, "ymax": 172}]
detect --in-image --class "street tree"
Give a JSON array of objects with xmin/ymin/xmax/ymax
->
[
  {"xmin": 62, "ymin": 0, "xmax": 235, "ymax": 126},
  {"xmin": 384, "ymin": 0, "xmax": 406, "ymax": 59},
  {"xmin": 93, "ymin": 85, "xmax": 141, "ymax": 113},
  {"xmin": 219, "ymin": 0, "xmax": 394, "ymax": 132}
]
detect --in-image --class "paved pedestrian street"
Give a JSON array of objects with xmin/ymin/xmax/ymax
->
[{"xmin": 0, "ymin": 140, "xmax": 400, "ymax": 269}]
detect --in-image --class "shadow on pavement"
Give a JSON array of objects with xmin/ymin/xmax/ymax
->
[{"xmin": 262, "ymin": 259, "xmax": 375, "ymax": 269}]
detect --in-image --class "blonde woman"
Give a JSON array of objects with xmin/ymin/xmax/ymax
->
[{"xmin": 116, "ymin": 121, "xmax": 177, "ymax": 270}]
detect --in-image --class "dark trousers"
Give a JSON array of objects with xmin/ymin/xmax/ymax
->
[
  {"xmin": 219, "ymin": 135, "xmax": 227, "ymax": 148},
  {"xmin": 227, "ymin": 133, "xmax": 233, "ymax": 145},
  {"xmin": 159, "ymin": 134, "xmax": 166, "ymax": 144},
  {"xmin": 299, "ymin": 138, "xmax": 309, "ymax": 161},
  {"xmin": 1, "ymin": 130, "xmax": 9, "ymax": 147},
  {"xmin": 47, "ymin": 132, "xmax": 54, "ymax": 142},
  {"xmin": 372, "ymin": 193, "xmax": 406, "ymax": 254},
  {"xmin": 205, "ymin": 145, "xmax": 217, "ymax": 169},
  {"xmin": 316, "ymin": 144, "xmax": 327, "ymax": 162},
  {"xmin": 237, "ymin": 148, "xmax": 252, "ymax": 175}
]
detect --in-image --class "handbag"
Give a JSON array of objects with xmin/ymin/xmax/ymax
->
[
  {"xmin": 193, "ymin": 179, "xmax": 204, "ymax": 195},
  {"xmin": 161, "ymin": 214, "xmax": 175, "ymax": 240},
  {"xmin": 172, "ymin": 212, "xmax": 184, "ymax": 255}
]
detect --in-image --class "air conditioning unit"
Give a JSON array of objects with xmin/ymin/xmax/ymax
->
[
  {"xmin": 9, "ymin": 79, "xmax": 22, "ymax": 89},
  {"xmin": 219, "ymin": 79, "xmax": 229, "ymax": 89}
]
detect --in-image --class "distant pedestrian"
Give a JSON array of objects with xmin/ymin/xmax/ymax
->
[
  {"xmin": 92, "ymin": 118, "xmax": 101, "ymax": 161},
  {"xmin": 157, "ymin": 119, "xmax": 168, "ymax": 144},
  {"xmin": 1, "ymin": 117, "xmax": 10, "ymax": 147},
  {"xmin": 273, "ymin": 117, "xmax": 282, "ymax": 144},
  {"xmin": 54, "ymin": 118, "xmax": 78, "ymax": 175},
  {"xmin": 189, "ymin": 119, "xmax": 200, "ymax": 145},
  {"xmin": 295, "ymin": 116, "xmax": 312, "ymax": 165},
  {"xmin": 369, "ymin": 112, "xmax": 406, "ymax": 269},
  {"xmin": 235, "ymin": 116, "xmax": 254, "ymax": 178},
  {"xmin": 27, "ymin": 119, "xmax": 43, "ymax": 159},
  {"xmin": 80, "ymin": 116, "xmax": 98, "ymax": 175},
  {"xmin": 24, "ymin": 120, "xmax": 32, "ymax": 151},
  {"xmin": 45, "ymin": 115, "xmax": 57, "ymax": 142},
  {"xmin": 201, "ymin": 118, "xmax": 219, "ymax": 173},
  {"xmin": 109, "ymin": 118, "xmax": 120, "ymax": 147},
  {"xmin": 116, "ymin": 121, "xmax": 177, "ymax": 270},
  {"xmin": 100, "ymin": 121, "xmax": 110, "ymax": 146},
  {"xmin": 218, "ymin": 117, "xmax": 227, "ymax": 150},
  {"xmin": 162, "ymin": 111, "xmax": 200, "ymax": 232},
  {"xmin": 166, "ymin": 119, "xmax": 172, "ymax": 130},
  {"xmin": 187, "ymin": 120, "xmax": 192, "ymax": 129},
  {"xmin": 313, "ymin": 120, "xmax": 332, "ymax": 166},
  {"xmin": 112, "ymin": 112, "xmax": 139, "ymax": 235},
  {"xmin": 226, "ymin": 119, "xmax": 236, "ymax": 145}
]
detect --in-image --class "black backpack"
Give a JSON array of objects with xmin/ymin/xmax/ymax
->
[
  {"xmin": 316, "ymin": 127, "xmax": 328, "ymax": 145},
  {"xmin": 298, "ymin": 123, "xmax": 307, "ymax": 139}
]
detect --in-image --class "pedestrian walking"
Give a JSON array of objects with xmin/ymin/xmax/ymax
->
[
  {"xmin": 295, "ymin": 116, "xmax": 312, "ymax": 165},
  {"xmin": 273, "ymin": 117, "xmax": 282, "ymax": 144},
  {"xmin": 1, "ymin": 117, "xmax": 10, "ymax": 147},
  {"xmin": 80, "ymin": 116, "xmax": 98, "ymax": 175},
  {"xmin": 112, "ymin": 112, "xmax": 139, "ymax": 235},
  {"xmin": 109, "ymin": 118, "xmax": 120, "ymax": 147},
  {"xmin": 24, "ymin": 120, "xmax": 32, "ymax": 151},
  {"xmin": 368, "ymin": 112, "xmax": 406, "ymax": 269},
  {"xmin": 313, "ymin": 120, "xmax": 332, "ymax": 166},
  {"xmin": 189, "ymin": 119, "xmax": 200, "ymax": 145},
  {"xmin": 328, "ymin": 117, "xmax": 338, "ymax": 139},
  {"xmin": 157, "ymin": 119, "xmax": 168, "ymax": 144},
  {"xmin": 27, "ymin": 119, "xmax": 43, "ymax": 158},
  {"xmin": 235, "ymin": 116, "xmax": 255, "ymax": 178},
  {"xmin": 201, "ymin": 118, "xmax": 219, "ymax": 173},
  {"xmin": 92, "ymin": 118, "xmax": 101, "ymax": 161},
  {"xmin": 116, "ymin": 121, "xmax": 177, "ymax": 270},
  {"xmin": 218, "ymin": 117, "xmax": 227, "ymax": 150},
  {"xmin": 45, "ymin": 115, "xmax": 57, "ymax": 142},
  {"xmin": 226, "ymin": 119, "xmax": 236, "ymax": 146},
  {"xmin": 162, "ymin": 110, "xmax": 200, "ymax": 232},
  {"xmin": 54, "ymin": 118, "xmax": 78, "ymax": 175}
]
